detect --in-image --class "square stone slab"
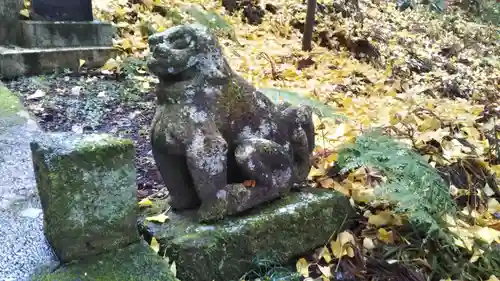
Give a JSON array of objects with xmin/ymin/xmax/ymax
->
[{"xmin": 139, "ymin": 188, "xmax": 356, "ymax": 281}]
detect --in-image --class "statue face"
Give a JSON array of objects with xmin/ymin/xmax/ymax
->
[{"xmin": 147, "ymin": 24, "xmax": 230, "ymax": 82}]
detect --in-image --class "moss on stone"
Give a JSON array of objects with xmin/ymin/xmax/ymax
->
[
  {"xmin": 32, "ymin": 242, "xmax": 177, "ymax": 281},
  {"xmin": 0, "ymin": 82, "xmax": 22, "ymax": 116},
  {"xmin": 30, "ymin": 132, "xmax": 139, "ymax": 262},
  {"xmin": 138, "ymin": 188, "xmax": 355, "ymax": 281}
]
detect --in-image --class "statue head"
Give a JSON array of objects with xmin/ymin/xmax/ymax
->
[{"xmin": 147, "ymin": 23, "xmax": 231, "ymax": 82}]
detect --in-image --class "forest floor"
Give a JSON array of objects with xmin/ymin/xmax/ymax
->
[{"xmin": 6, "ymin": 0, "xmax": 500, "ymax": 280}]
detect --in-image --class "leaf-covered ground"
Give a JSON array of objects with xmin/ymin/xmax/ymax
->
[
  {"xmin": 20, "ymin": 0, "xmax": 500, "ymax": 280},
  {"xmin": 92, "ymin": 0, "xmax": 499, "ymax": 280}
]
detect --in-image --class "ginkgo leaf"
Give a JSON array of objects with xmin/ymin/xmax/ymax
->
[
  {"xmin": 20, "ymin": 9, "xmax": 30, "ymax": 17},
  {"xmin": 363, "ymin": 237, "xmax": 376, "ymax": 250},
  {"xmin": 170, "ymin": 261, "xmax": 177, "ymax": 277},
  {"xmin": 331, "ymin": 231, "xmax": 356, "ymax": 258},
  {"xmin": 377, "ymin": 228, "xmax": 394, "ymax": 244},
  {"xmin": 296, "ymin": 258, "xmax": 310, "ymax": 277},
  {"xmin": 138, "ymin": 198, "xmax": 153, "ymax": 207},
  {"xmin": 367, "ymin": 210, "xmax": 394, "ymax": 227},
  {"xmin": 317, "ymin": 264, "xmax": 332, "ymax": 277},
  {"xmin": 149, "ymin": 237, "xmax": 160, "ymax": 253},
  {"xmin": 145, "ymin": 213, "xmax": 169, "ymax": 223},
  {"xmin": 487, "ymin": 276, "xmax": 500, "ymax": 281}
]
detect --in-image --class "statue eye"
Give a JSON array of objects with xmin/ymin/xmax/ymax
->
[
  {"xmin": 170, "ymin": 38, "xmax": 189, "ymax": 49},
  {"xmin": 168, "ymin": 30, "xmax": 191, "ymax": 50}
]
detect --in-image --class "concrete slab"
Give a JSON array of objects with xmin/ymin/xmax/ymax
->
[
  {"xmin": 17, "ymin": 21, "xmax": 115, "ymax": 48},
  {"xmin": 0, "ymin": 46, "xmax": 115, "ymax": 79},
  {"xmin": 0, "ymin": 84, "xmax": 59, "ymax": 281}
]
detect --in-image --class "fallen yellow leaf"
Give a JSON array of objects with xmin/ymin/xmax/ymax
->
[
  {"xmin": 363, "ymin": 237, "xmax": 376, "ymax": 250},
  {"xmin": 149, "ymin": 237, "xmax": 160, "ymax": 253},
  {"xmin": 487, "ymin": 275, "xmax": 500, "ymax": 281},
  {"xmin": 138, "ymin": 198, "xmax": 153, "ymax": 207},
  {"xmin": 367, "ymin": 210, "xmax": 394, "ymax": 227},
  {"xmin": 296, "ymin": 258, "xmax": 309, "ymax": 277},
  {"xmin": 377, "ymin": 228, "xmax": 394, "ymax": 244},
  {"xmin": 331, "ymin": 231, "xmax": 356, "ymax": 258},
  {"xmin": 145, "ymin": 213, "xmax": 169, "ymax": 223}
]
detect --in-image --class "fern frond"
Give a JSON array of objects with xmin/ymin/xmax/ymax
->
[{"xmin": 337, "ymin": 130, "xmax": 457, "ymax": 237}]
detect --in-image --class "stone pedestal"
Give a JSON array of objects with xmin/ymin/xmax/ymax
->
[
  {"xmin": 33, "ymin": 243, "xmax": 177, "ymax": 281},
  {"xmin": 30, "ymin": 133, "xmax": 139, "ymax": 262},
  {"xmin": 140, "ymin": 188, "xmax": 356, "ymax": 281}
]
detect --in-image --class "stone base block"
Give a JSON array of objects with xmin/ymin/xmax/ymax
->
[
  {"xmin": 139, "ymin": 188, "xmax": 355, "ymax": 281},
  {"xmin": 17, "ymin": 21, "xmax": 115, "ymax": 48},
  {"xmin": 0, "ymin": 46, "xmax": 115, "ymax": 78},
  {"xmin": 30, "ymin": 132, "xmax": 139, "ymax": 263},
  {"xmin": 32, "ymin": 242, "xmax": 177, "ymax": 281}
]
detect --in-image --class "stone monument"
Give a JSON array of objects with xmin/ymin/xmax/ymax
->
[
  {"xmin": 148, "ymin": 23, "xmax": 316, "ymax": 222},
  {"xmin": 143, "ymin": 23, "xmax": 355, "ymax": 281},
  {"xmin": 31, "ymin": 0, "xmax": 93, "ymax": 21},
  {"xmin": 0, "ymin": 0, "xmax": 115, "ymax": 78},
  {"xmin": 30, "ymin": 132, "xmax": 176, "ymax": 280}
]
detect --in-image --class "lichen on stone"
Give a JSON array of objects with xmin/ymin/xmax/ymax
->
[
  {"xmin": 147, "ymin": 23, "xmax": 316, "ymax": 222},
  {"xmin": 30, "ymin": 132, "xmax": 139, "ymax": 262}
]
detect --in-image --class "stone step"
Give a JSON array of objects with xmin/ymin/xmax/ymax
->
[
  {"xmin": 17, "ymin": 21, "xmax": 115, "ymax": 48},
  {"xmin": 0, "ymin": 46, "xmax": 115, "ymax": 78}
]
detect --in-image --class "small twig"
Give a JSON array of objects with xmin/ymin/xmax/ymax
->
[{"xmin": 259, "ymin": 52, "xmax": 279, "ymax": 79}]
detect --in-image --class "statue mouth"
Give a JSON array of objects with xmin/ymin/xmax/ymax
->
[{"xmin": 147, "ymin": 55, "xmax": 198, "ymax": 84}]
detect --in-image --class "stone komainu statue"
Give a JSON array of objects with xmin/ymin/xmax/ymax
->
[{"xmin": 147, "ymin": 23, "xmax": 315, "ymax": 222}]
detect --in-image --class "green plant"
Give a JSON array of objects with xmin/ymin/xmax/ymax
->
[
  {"xmin": 336, "ymin": 130, "xmax": 457, "ymax": 237},
  {"xmin": 237, "ymin": 257, "xmax": 301, "ymax": 281},
  {"xmin": 259, "ymin": 87, "xmax": 347, "ymax": 121}
]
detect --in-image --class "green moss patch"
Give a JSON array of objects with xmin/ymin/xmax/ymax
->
[
  {"xmin": 0, "ymin": 82, "xmax": 22, "ymax": 116},
  {"xmin": 30, "ymin": 132, "xmax": 139, "ymax": 262},
  {"xmin": 139, "ymin": 188, "xmax": 355, "ymax": 281},
  {"xmin": 32, "ymin": 242, "xmax": 177, "ymax": 281}
]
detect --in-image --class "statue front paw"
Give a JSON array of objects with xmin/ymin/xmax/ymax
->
[{"xmin": 196, "ymin": 191, "xmax": 229, "ymax": 223}]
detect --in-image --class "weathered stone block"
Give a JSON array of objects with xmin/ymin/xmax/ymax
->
[
  {"xmin": 0, "ymin": 0, "xmax": 22, "ymax": 22},
  {"xmin": 32, "ymin": 242, "xmax": 177, "ymax": 281},
  {"xmin": 17, "ymin": 21, "xmax": 115, "ymax": 48},
  {"xmin": 0, "ymin": 46, "xmax": 115, "ymax": 78},
  {"xmin": 30, "ymin": 132, "xmax": 140, "ymax": 263},
  {"xmin": 139, "ymin": 188, "xmax": 355, "ymax": 281},
  {"xmin": 0, "ymin": 0, "xmax": 23, "ymax": 45}
]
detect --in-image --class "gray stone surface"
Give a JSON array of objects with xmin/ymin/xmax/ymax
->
[
  {"xmin": 0, "ymin": 0, "xmax": 23, "ymax": 46},
  {"xmin": 148, "ymin": 23, "xmax": 316, "ymax": 223},
  {"xmin": 31, "ymin": 132, "xmax": 140, "ymax": 263},
  {"xmin": 0, "ymin": 0, "xmax": 115, "ymax": 78},
  {"xmin": 139, "ymin": 188, "xmax": 356, "ymax": 281},
  {"xmin": 0, "ymin": 46, "xmax": 115, "ymax": 78},
  {"xmin": 17, "ymin": 21, "xmax": 115, "ymax": 48},
  {"xmin": 0, "ymin": 85, "xmax": 59, "ymax": 281},
  {"xmin": 32, "ymin": 242, "xmax": 177, "ymax": 281},
  {"xmin": 0, "ymin": 0, "xmax": 22, "ymax": 21}
]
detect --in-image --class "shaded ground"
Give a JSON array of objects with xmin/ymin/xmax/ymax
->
[{"xmin": 2, "ymin": 73, "xmax": 163, "ymax": 199}]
